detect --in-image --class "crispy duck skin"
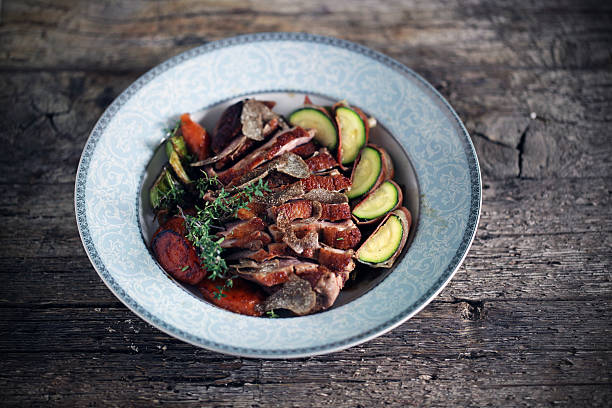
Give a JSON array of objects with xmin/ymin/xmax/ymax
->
[
  {"xmin": 267, "ymin": 199, "xmax": 313, "ymax": 221},
  {"xmin": 300, "ymin": 172, "xmax": 351, "ymax": 192},
  {"xmin": 305, "ymin": 149, "xmax": 338, "ymax": 173},
  {"xmin": 198, "ymin": 277, "xmax": 265, "ymax": 317},
  {"xmin": 216, "ymin": 127, "xmax": 315, "ymax": 185},
  {"xmin": 267, "ymin": 200, "xmax": 352, "ymax": 222},
  {"xmin": 320, "ymin": 203, "xmax": 351, "ymax": 221}
]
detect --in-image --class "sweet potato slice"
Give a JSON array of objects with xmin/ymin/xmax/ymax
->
[
  {"xmin": 152, "ymin": 230, "xmax": 206, "ymax": 285},
  {"xmin": 198, "ymin": 277, "xmax": 266, "ymax": 317},
  {"xmin": 180, "ymin": 113, "xmax": 210, "ymax": 161}
]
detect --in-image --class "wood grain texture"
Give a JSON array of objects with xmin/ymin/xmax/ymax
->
[{"xmin": 0, "ymin": 0, "xmax": 611, "ymax": 406}]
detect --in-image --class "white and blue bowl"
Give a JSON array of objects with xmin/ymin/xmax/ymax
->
[{"xmin": 75, "ymin": 32, "xmax": 481, "ymax": 358}]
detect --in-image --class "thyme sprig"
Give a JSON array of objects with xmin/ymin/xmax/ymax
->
[
  {"xmin": 182, "ymin": 177, "xmax": 271, "ymax": 298},
  {"xmin": 157, "ymin": 177, "xmax": 185, "ymax": 210}
]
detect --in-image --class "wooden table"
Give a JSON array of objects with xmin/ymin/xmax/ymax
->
[{"xmin": 1, "ymin": 1, "xmax": 610, "ymax": 406}]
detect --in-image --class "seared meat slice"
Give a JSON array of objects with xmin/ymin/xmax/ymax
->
[
  {"xmin": 229, "ymin": 152, "xmax": 310, "ymax": 188},
  {"xmin": 269, "ymin": 219, "xmax": 361, "ymax": 249},
  {"xmin": 219, "ymin": 231, "xmax": 271, "ymax": 250},
  {"xmin": 268, "ymin": 200, "xmax": 351, "ymax": 222},
  {"xmin": 214, "ymin": 137, "xmax": 255, "ymax": 169},
  {"xmin": 217, "ymin": 217, "xmax": 271, "ymax": 249},
  {"xmin": 266, "ymin": 243, "xmax": 355, "ymax": 273},
  {"xmin": 196, "ymin": 102, "xmax": 286, "ymax": 169},
  {"xmin": 305, "ymin": 149, "xmax": 338, "ymax": 173},
  {"xmin": 319, "ymin": 220, "xmax": 362, "ymax": 249},
  {"xmin": 302, "ymin": 189, "xmax": 348, "ymax": 204},
  {"xmin": 314, "ymin": 269, "xmax": 348, "ymax": 311},
  {"xmin": 267, "ymin": 199, "xmax": 313, "ymax": 222},
  {"xmin": 300, "ymin": 171, "xmax": 351, "ymax": 192},
  {"xmin": 212, "ymin": 100, "xmax": 243, "ymax": 154},
  {"xmin": 320, "ymin": 203, "xmax": 351, "ymax": 221},
  {"xmin": 257, "ymin": 266, "xmax": 348, "ymax": 315},
  {"xmin": 217, "ymin": 217, "xmax": 266, "ymax": 239},
  {"xmin": 232, "ymin": 257, "xmax": 319, "ymax": 287},
  {"xmin": 216, "ymin": 127, "xmax": 315, "ymax": 185},
  {"xmin": 290, "ymin": 141, "xmax": 317, "ymax": 158},
  {"xmin": 318, "ymin": 246, "xmax": 355, "ymax": 273}
]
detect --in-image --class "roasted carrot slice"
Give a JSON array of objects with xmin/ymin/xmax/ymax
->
[
  {"xmin": 180, "ymin": 113, "xmax": 210, "ymax": 161},
  {"xmin": 153, "ymin": 215, "xmax": 188, "ymax": 240},
  {"xmin": 152, "ymin": 230, "xmax": 206, "ymax": 285},
  {"xmin": 198, "ymin": 277, "xmax": 266, "ymax": 317}
]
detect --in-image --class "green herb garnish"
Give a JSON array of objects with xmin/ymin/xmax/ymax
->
[
  {"xmin": 181, "ymin": 265, "xmax": 190, "ymax": 272},
  {"xmin": 266, "ymin": 310, "xmax": 279, "ymax": 318},
  {"xmin": 183, "ymin": 178, "xmax": 271, "ymax": 285}
]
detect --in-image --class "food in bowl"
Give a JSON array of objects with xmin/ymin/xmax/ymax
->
[{"xmin": 149, "ymin": 97, "xmax": 412, "ymax": 317}]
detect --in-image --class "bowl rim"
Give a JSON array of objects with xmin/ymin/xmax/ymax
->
[{"xmin": 75, "ymin": 32, "xmax": 482, "ymax": 358}]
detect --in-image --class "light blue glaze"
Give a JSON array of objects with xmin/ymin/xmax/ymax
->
[{"xmin": 75, "ymin": 33, "xmax": 481, "ymax": 358}]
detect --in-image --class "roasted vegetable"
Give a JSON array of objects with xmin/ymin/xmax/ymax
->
[
  {"xmin": 167, "ymin": 149, "xmax": 192, "ymax": 185},
  {"xmin": 346, "ymin": 145, "xmax": 394, "ymax": 199},
  {"xmin": 356, "ymin": 207, "xmax": 411, "ymax": 268},
  {"xmin": 149, "ymin": 167, "xmax": 185, "ymax": 210},
  {"xmin": 152, "ymin": 229, "xmax": 206, "ymax": 285},
  {"xmin": 289, "ymin": 108, "xmax": 338, "ymax": 150},
  {"xmin": 335, "ymin": 106, "xmax": 367, "ymax": 165},
  {"xmin": 352, "ymin": 180, "xmax": 402, "ymax": 223},
  {"xmin": 198, "ymin": 277, "xmax": 266, "ymax": 316},
  {"xmin": 180, "ymin": 113, "xmax": 210, "ymax": 161},
  {"xmin": 165, "ymin": 132, "xmax": 189, "ymax": 160},
  {"xmin": 212, "ymin": 100, "xmax": 244, "ymax": 154}
]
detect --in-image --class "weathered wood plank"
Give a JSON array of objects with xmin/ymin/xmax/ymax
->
[
  {"xmin": 2, "ymin": 0, "xmax": 611, "ymax": 72},
  {"xmin": 0, "ymin": 301, "xmax": 610, "ymax": 406},
  {"xmin": 1, "ymin": 0, "xmax": 611, "ymax": 406},
  {"xmin": 2, "ymin": 301, "xmax": 611, "ymax": 354}
]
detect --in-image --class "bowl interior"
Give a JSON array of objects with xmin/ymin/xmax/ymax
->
[{"xmin": 139, "ymin": 91, "xmax": 420, "ymax": 311}]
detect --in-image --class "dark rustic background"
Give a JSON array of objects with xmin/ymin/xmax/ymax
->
[{"xmin": 1, "ymin": 0, "xmax": 611, "ymax": 406}]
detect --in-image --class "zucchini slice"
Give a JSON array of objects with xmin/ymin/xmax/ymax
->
[
  {"xmin": 289, "ymin": 108, "xmax": 338, "ymax": 150},
  {"xmin": 346, "ymin": 147, "xmax": 381, "ymax": 199},
  {"xmin": 357, "ymin": 207, "xmax": 412, "ymax": 268},
  {"xmin": 346, "ymin": 145, "xmax": 394, "ymax": 199},
  {"xmin": 352, "ymin": 180, "xmax": 402, "ymax": 223},
  {"xmin": 336, "ymin": 107, "xmax": 367, "ymax": 165}
]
